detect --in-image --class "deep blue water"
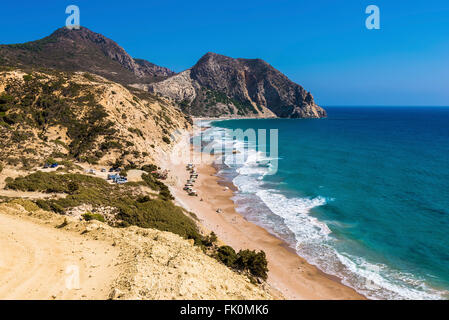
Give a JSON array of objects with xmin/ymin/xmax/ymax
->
[{"xmin": 204, "ymin": 107, "xmax": 449, "ymax": 299}]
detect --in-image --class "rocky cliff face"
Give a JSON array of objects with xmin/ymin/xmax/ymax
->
[
  {"xmin": 134, "ymin": 58, "xmax": 175, "ymax": 78},
  {"xmin": 0, "ymin": 27, "xmax": 174, "ymax": 84},
  {"xmin": 149, "ymin": 52, "xmax": 326, "ymax": 118}
]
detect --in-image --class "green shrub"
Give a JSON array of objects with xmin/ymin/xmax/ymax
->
[
  {"xmin": 159, "ymin": 187, "xmax": 174, "ymax": 201},
  {"xmin": 9, "ymin": 172, "xmax": 203, "ymax": 244},
  {"xmin": 128, "ymin": 127, "xmax": 144, "ymax": 138},
  {"xmin": 67, "ymin": 181, "xmax": 79, "ymax": 194},
  {"xmin": 141, "ymin": 164, "xmax": 158, "ymax": 173},
  {"xmin": 100, "ymin": 141, "xmax": 122, "ymax": 151},
  {"xmin": 140, "ymin": 173, "xmax": 174, "ymax": 200},
  {"xmin": 82, "ymin": 212, "xmax": 105, "ymax": 222},
  {"xmin": 234, "ymin": 250, "xmax": 269, "ymax": 280},
  {"xmin": 137, "ymin": 195, "xmax": 151, "ymax": 203},
  {"xmin": 115, "ymin": 197, "xmax": 200, "ymax": 241},
  {"xmin": 162, "ymin": 136, "xmax": 171, "ymax": 144},
  {"xmin": 216, "ymin": 246, "xmax": 238, "ymax": 267},
  {"xmin": 203, "ymin": 232, "xmax": 218, "ymax": 247},
  {"xmin": 10, "ymin": 199, "xmax": 40, "ymax": 212},
  {"xmin": 215, "ymin": 246, "xmax": 268, "ymax": 280},
  {"xmin": 6, "ymin": 171, "xmax": 108, "ymax": 193},
  {"xmin": 0, "ymin": 94, "xmax": 14, "ymax": 106}
]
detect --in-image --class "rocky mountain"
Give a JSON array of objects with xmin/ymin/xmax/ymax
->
[
  {"xmin": 149, "ymin": 52, "xmax": 326, "ymax": 118},
  {"xmin": 0, "ymin": 27, "xmax": 325, "ymax": 119},
  {"xmin": 0, "ymin": 27, "xmax": 174, "ymax": 85}
]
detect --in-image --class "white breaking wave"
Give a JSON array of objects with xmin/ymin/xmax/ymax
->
[
  {"xmin": 256, "ymin": 190, "xmax": 331, "ymax": 242},
  {"xmin": 200, "ymin": 124, "xmax": 448, "ymax": 300}
]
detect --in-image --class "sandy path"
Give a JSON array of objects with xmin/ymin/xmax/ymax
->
[
  {"xmin": 0, "ymin": 189, "xmax": 66, "ymax": 199},
  {"xmin": 0, "ymin": 213, "xmax": 120, "ymax": 300}
]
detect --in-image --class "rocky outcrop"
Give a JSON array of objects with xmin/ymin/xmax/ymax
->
[
  {"xmin": 149, "ymin": 52, "xmax": 326, "ymax": 118},
  {"xmin": 148, "ymin": 69, "xmax": 200, "ymax": 102},
  {"xmin": 134, "ymin": 58, "xmax": 175, "ymax": 78}
]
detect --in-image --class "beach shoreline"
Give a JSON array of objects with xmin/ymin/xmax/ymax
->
[{"xmin": 164, "ymin": 130, "xmax": 366, "ymax": 300}]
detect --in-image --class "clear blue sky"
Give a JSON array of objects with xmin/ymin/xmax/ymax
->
[{"xmin": 1, "ymin": 0, "xmax": 448, "ymax": 106}]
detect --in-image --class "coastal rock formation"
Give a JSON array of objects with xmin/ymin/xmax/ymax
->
[
  {"xmin": 149, "ymin": 52, "xmax": 326, "ymax": 118},
  {"xmin": 0, "ymin": 27, "xmax": 174, "ymax": 84},
  {"xmin": 147, "ymin": 69, "xmax": 200, "ymax": 102}
]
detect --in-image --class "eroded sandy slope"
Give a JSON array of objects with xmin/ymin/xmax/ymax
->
[{"xmin": 0, "ymin": 202, "xmax": 274, "ymax": 300}]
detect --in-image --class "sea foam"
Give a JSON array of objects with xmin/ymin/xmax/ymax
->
[{"xmin": 201, "ymin": 123, "xmax": 448, "ymax": 300}]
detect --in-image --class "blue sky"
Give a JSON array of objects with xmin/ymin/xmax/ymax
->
[{"xmin": 0, "ymin": 0, "xmax": 448, "ymax": 106}]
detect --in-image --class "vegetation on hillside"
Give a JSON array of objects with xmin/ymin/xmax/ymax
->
[
  {"xmin": 188, "ymin": 87, "xmax": 259, "ymax": 117},
  {"xmin": 215, "ymin": 246, "xmax": 269, "ymax": 281},
  {"xmin": 0, "ymin": 72, "xmax": 117, "ymax": 164},
  {"xmin": 0, "ymin": 69, "xmax": 191, "ymax": 169},
  {"xmin": 0, "ymin": 65, "xmax": 268, "ymax": 282},
  {"xmin": 6, "ymin": 171, "xmax": 201, "ymax": 242},
  {"xmin": 5, "ymin": 171, "xmax": 269, "ymax": 281}
]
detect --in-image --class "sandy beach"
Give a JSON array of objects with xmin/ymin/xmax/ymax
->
[{"xmin": 165, "ymin": 131, "xmax": 365, "ymax": 300}]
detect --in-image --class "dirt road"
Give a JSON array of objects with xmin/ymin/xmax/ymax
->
[{"xmin": 0, "ymin": 213, "xmax": 120, "ymax": 300}]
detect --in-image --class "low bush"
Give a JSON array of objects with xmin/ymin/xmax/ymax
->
[
  {"xmin": 10, "ymin": 199, "xmax": 40, "ymax": 212},
  {"xmin": 162, "ymin": 136, "xmax": 171, "ymax": 144},
  {"xmin": 128, "ymin": 127, "xmax": 144, "ymax": 138},
  {"xmin": 7, "ymin": 172, "xmax": 202, "ymax": 243},
  {"xmin": 202, "ymin": 231, "xmax": 218, "ymax": 247},
  {"xmin": 141, "ymin": 173, "xmax": 173, "ymax": 200},
  {"xmin": 82, "ymin": 212, "xmax": 105, "ymax": 222},
  {"xmin": 141, "ymin": 164, "xmax": 158, "ymax": 173},
  {"xmin": 234, "ymin": 250, "xmax": 269, "ymax": 280},
  {"xmin": 216, "ymin": 246, "xmax": 238, "ymax": 267},
  {"xmin": 67, "ymin": 181, "xmax": 80, "ymax": 194},
  {"xmin": 215, "ymin": 246, "xmax": 268, "ymax": 280}
]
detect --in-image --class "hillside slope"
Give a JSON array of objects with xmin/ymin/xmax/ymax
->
[
  {"xmin": 0, "ymin": 69, "xmax": 191, "ymax": 168},
  {"xmin": 0, "ymin": 201, "xmax": 274, "ymax": 300},
  {"xmin": 149, "ymin": 52, "xmax": 326, "ymax": 118},
  {"xmin": 0, "ymin": 27, "xmax": 174, "ymax": 84}
]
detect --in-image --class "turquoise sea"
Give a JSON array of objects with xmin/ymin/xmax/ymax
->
[{"xmin": 199, "ymin": 107, "xmax": 449, "ymax": 300}]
